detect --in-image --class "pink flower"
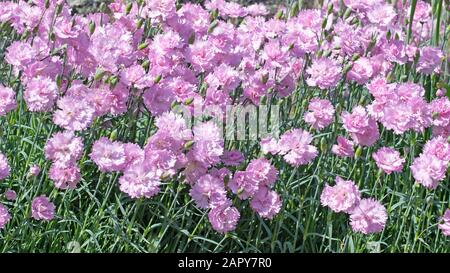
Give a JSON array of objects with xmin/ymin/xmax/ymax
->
[
  {"xmin": 331, "ymin": 136, "xmax": 355, "ymax": 157},
  {"xmin": 145, "ymin": 0, "xmax": 176, "ymax": 20},
  {"xmin": 278, "ymin": 129, "xmax": 318, "ymax": 166},
  {"xmin": 190, "ymin": 174, "xmax": 227, "ymax": 208},
  {"xmin": 431, "ymin": 97, "xmax": 450, "ymax": 128},
  {"xmin": 372, "ymin": 147, "xmax": 405, "ymax": 174},
  {"xmin": 438, "ymin": 209, "xmax": 450, "ymax": 236},
  {"xmin": 190, "ymin": 121, "xmax": 224, "ymax": 168},
  {"xmin": 220, "ymin": 150, "xmax": 244, "ymax": 166},
  {"xmin": 0, "ymin": 153, "xmax": 10, "ymax": 180},
  {"xmin": 423, "ymin": 136, "xmax": 450, "ymax": 162},
  {"xmin": 49, "ymin": 164, "xmax": 81, "ymax": 190},
  {"xmin": 320, "ymin": 176, "xmax": 361, "ymax": 213},
  {"xmin": 417, "ymin": 46, "xmax": 444, "ymax": 74},
  {"xmin": 0, "ymin": 84, "xmax": 16, "ymax": 116},
  {"xmin": 28, "ymin": 164, "xmax": 40, "ymax": 177},
  {"xmin": 246, "ymin": 158, "xmax": 278, "ymax": 187},
  {"xmin": 208, "ymin": 199, "xmax": 240, "ymax": 233},
  {"xmin": 304, "ymin": 98, "xmax": 335, "ymax": 130},
  {"xmin": 31, "ymin": 195, "xmax": 55, "ymax": 221},
  {"xmin": 306, "ymin": 57, "xmax": 342, "ymax": 89},
  {"xmin": 53, "ymin": 96, "xmax": 95, "ymax": 131},
  {"xmin": 5, "ymin": 41, "xmax": 36, "ymax": 70},
  {"xmin": 90, "ymin": 137, "xmax": 126, "ymax": 172},
  {"xmin": 250, "ymin": 186, "xmax": 282, "ymax": 219},
  {"xmin": 142, "ymin": 85, "xmax": 175, "ymax": 116},
  {"xmin": 228, "ymin": 171, "xmax": 258, "ymax": 200},
  {"xmin": 347, "ymin": 57, "xmax": 374, "ymax": 84},
  {"xmin": 24, "ymin": 76, "xmax": 58, "ymax": 112},
  {"xmin": 260, "ymin": 136, "xmax": 280, "ymax": 155},
  {"xmin": 349, "ymin": 198, "xmax": 387, "ymax": 234},
  {"xmin": 4, "ymin": 189, "xmax": 16, "ymax": 201},
  {"xmin": 120, "ymin": 65, "xmax": 146, "ymax": 87},
  {"xmin": 88, "ymin": 23, "xmax": 133, "ymax": 72},
  {"xmin": 119, "ymin": 163, "xmax": 161, "ymax": 199},
  {"xmin": 0, "ymin": 204, "xmax": 11, "ymax": 229},
  {"xmin": 341, "ymin": 106, "xmax": 379, "ymax": 146},
  {"xmin": 44, "ymin": 131, "xmax": 83, "ymax": 168},
  {"xmin": 366, "ymin": 4, "xmax": 397, "ymax": 28},
  {"xmin": 411, "ymin": 154, "xmax": 447, "ymax": 189}
]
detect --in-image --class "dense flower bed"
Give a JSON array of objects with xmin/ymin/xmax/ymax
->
[{"xmin": 0, "ymin": 0, "xmax": 449, "ymax": 244}]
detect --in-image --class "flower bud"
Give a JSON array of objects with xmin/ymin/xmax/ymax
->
[
  {"xmin": 355, "ymin": 146, "xmax": 363, "ymax": 159},
  {"xmin": 138, "ymin": 42, "xmax": 148, "ymax": 50},
  {"xmin": 109, "ymin": 129, "xmax": 118, "ymax": 141},
  {"xmin": 275, "ymin": 10, "xmax": 283, "ymax": 20},
  {"xmin": 154, "ymin": 75, "xmax": 162, "ymax": 84},
  {"xmin": 320, "ymin": 138, "xmax": 327, "ymax": 153},
  {"xmin": 89, "ymin": 21, "xmax": 96, "ymax": 35},
  {"xmin": 184, "ymin": 140, "xmax": 195, "ymax": 150},
  {"xmin": 125, "ymin": 2, "xmax": 133, "ymax": 15},
  {"xmin": 141, "ymin": 59, "xmax": 150, "ymax": 70},
  {"xmin": 290, "ymin": 1, "xmax": 299, "ymax": 17},
  {"xmin": 184, "ymin": 97, "xmax": 195, "ymax": 105}
]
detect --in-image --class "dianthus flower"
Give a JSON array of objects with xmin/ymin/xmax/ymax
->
[
  {"xmin": 31, "ymin": 195, "xmax": 55, "ymax": 221},
  {"xmin": 304, "ymin": 98, "xmax": 335, "ymax": 130},
  {"xmin": 372, "ymin": 147, "xmax": 405, "ymax": 174},
  {"xmin": 349, "ymin": 198, "xmax": 387, "ymax": 234},
  {"xmin": 320, "ymin": 176, "xmax": 361, "ymax": 213}
]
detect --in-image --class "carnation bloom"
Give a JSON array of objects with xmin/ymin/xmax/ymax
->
[
  {"xmin": 331, "ymin": 136, "xmax": 354, "ymax": 157},
  {"xmin": 430, "ymin": 97, "xmax": 450, "ymax": 128},
  {"xmin": 411, "ymin": 154, "xmax": 447, "ymax": 189},
  {"xmin": 417, "ymin": 46, "xmax": 444, "ymax": 74},
  {"xmin": 0, "ymin": 84, "xmax": 16, "ymax": 116},
  {"xmin": 53, "ymin": 96, "xmax": 95, "ymax": 131},
  {"xmin": 228, "ymin": 171, "xmax": 259, "ymax": 200},
  {"xmin": 423, "ymin": 136, "xmax": 450, "ymax": 162},
  {"xmin": 341, "ymin": 106, "xmax": 379, "ymax": 146},
  {"xmin": 24, "ymin": 76, "xmax": 58, "ymax": 112},
  {"xmin": 260, "ymin": 136, "xmax": 281, "ymax": 155},
  {"xmin": 278, "ymin": 129, "xmax": 318, "ymax": 166},
  {"xmin": 372, "ymin": 147, "xmax": 405, "ymax": 174},
  {"xmin": 349, "ymin": 198, "xmax": 387, "ymax": 234},
  {"xmin": 0, "ymin": 204, "xmax": 11, "ymax": 229},
  {"xmin": 303, "ymin": 98, "xmax": 335, "ymax": 130},
  {"xmin": 320, "ymin": 176, "xmax": 361, "ymax": 213},
  {"xmin": 191, "ymin": 121, "xmax": 224, "ymax": 168},
  {"xmin": 4, "ymin": 189, "xmax": 16, "ymax": 201},
  {"xmin": 49, "ymin": 164, "xmax": 81, "ymax": 190},
  {"xmin": 306, "ymin": 57, "xmax": 342, "ymax": 89},
  {"xmin": 208, "ymin": 200, "xmax": 240, "ymax": 233},
  {"xmin": 119, "ymin": 163, "xmax": 161, "ymax": 199},
  {"xmin": 90, "ymin": 137, "xmax": 126, "ymax": 172},
  {"xmin": 347, "ymin": 57, "xmax": 374, "ymax": 84},
  {"xmin": 438, "ymin": 209, "xmax": 450, "ymax": 236},
  {"xmin": 28, "ymin": 164, "xmax": 40, "ymax": 177},
  {"xmin": 250, "ymin": 186, "xmax": 282, "ymax": 219},
  {"xmin": 0, "ymin": 152, "xmax": 10, "ymax": 180},
  {"xmin": 31, "ymin": 195, "xmax": 55, "ymax": 221},
  {"xmin": 44, "ymin": 131, "xmax": 83, "ymax": 168},
  {"xmin": 220, "ymin": 150, "xmax": 244, "ymax": 166},
  {"xmin": 190, "ymin": 174, "xmax": 227, "ymax": 208}
]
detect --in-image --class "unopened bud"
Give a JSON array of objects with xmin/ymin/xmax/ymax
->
[
  {"xmin": 290, "ymin": 1, "xmax": 299, "ymax": 17},
  {"xmin": 184, "ymin": 140, "xmax": 195, "ymax": 150},
  {"xmin": 154, "ymin": 75, "xmax": 162, "ymax": 84},
  {"xmin": 355, "ymin": 146, "xmax": 363, "ymax": 159},
  {"xmin": 320, "ymin": 138, "xmax": 327, "ymax": 153},
  {"xmin": 109, "ymin": 129, "xmax": 118, "ymax": 141},
  {"xmin": 125, "ymin": 2, "xmax": 133, "ymax": 15},
  {"xmin": 138, "ymin": 42, "xmax": 148, "ymax": 50},
  {"xmin": 89, "ymin": 21, "xmax": 96, "ymax": 35},
  {"xmin": 275, "ymin": 10, "xmax": 283, "ymax": 20},
  {"xmin": 184, "ymin": 97, "xmax": 195, "ymax": 105}
]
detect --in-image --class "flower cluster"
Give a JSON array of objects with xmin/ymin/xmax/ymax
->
[
  {"xmin": 0, "ymin": 0, "xmax": 448, "ymax": 239},
  {"xmin": 321, "ymin": 176, "xmax": 388, "ymax": 234}
]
